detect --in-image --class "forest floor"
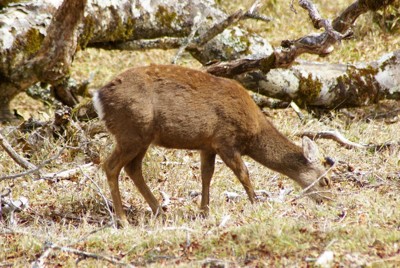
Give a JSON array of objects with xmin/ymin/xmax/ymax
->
[{"xmin": 1, "ymin": 0, "xmax": 400, "ymax": 267}]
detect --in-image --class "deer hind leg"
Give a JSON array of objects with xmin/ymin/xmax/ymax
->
[
  {"xmin": 217, "ymin": 148, "xmax": 256, "ymax": 204},
  {"xmin": 124, "ymin": 147, "xmax": 162, "ymax": 216},
  {"xmin": 200, "ymin": 150, "xmax": 216, "ymax": 215},
  {"xmin": 104, "ymin": 145, "xmax": 140, "ymax": 227}
]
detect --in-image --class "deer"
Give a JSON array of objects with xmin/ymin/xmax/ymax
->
[{"xmin": 93, "ymin": 64, "xmax": 333, "ymax": 227}]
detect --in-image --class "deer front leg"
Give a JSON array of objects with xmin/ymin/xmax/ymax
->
[{"xmin": 217, "ymin": 148, "xmax": 256, "ymax": 204}]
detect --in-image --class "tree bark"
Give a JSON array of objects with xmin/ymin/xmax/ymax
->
[
  {"xmin": 0, "ymin": 0, "xmax": 272, "ymax": 121},
  {"xmin": 0, "ymin": 0, "xmax": 86, "ymax": 121},
  {"xmin": 84, "ymin": 0, "xmax": 272, "ymax": 63},
  {"xmin": 236, "ymin": 50, "xmax": 400, "ymax": 109}
]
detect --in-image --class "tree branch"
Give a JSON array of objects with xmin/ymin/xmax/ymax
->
[
  {"xmin": 6, "ymin": 0, "xmax": 87, "ymax": 98},
  {"xmin": 301, "ymin": 130, "xmax": 399, "ymax": 151},
  {"xmin": 91, "ymin": 37, "xmax": 185, "ymax": 51},
  {"xmin": 0, "ymin": 147, "xmax": 65, "ymax": 181},
  {"xmin": 187, "ymin": 0, "xmax": 270, "ymax": 59},
  {"xmin": 34, "ymin": 241, "xmax": 134, "ymax": 267},
  {"xmin": 0, "ymin": 132, "xmax": 37, "ymax": 171},
  {"xmin": 298, "ymin": 0, "xmax": 348, "ymax": 40},
  {"xmin": 206, "ymin": 0, "xmax": 395, "ymax": 77},
  {"xmin": 189, "ymin": 9, "xmax": 245, "ymax": 49}
]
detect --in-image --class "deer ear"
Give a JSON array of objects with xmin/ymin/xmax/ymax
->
[{"xmin": 302, "ymin": 136, "xmax": 319, "ymax": 163}]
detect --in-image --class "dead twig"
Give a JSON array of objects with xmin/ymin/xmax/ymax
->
[
  {"xmin": 290, "ymin": 101, "xmax": 305, "ymax": 122},
  {"xmin": 243, "ymin": 0, "xmax": 272, "ymax": 22},
  {"xmin": 187, "ymin": 9, "xmax": 245, "ymax": 51},
  {"xmin": 40, "ymin": 162, "xmax": 96, "ymax": 180},
  {"xmin": 80, "ymin": 167, "xmax": 116, "ymax": 227},
  {"xmin": 302, "ymin": 130, "xmax": 366, "ymax": 149},
  {"xmin": 298, "ymin": 0, "xmax": 348, "ymax": 41},
  {"xmin": 35, "ymin": 222, "xmax": 112, "ymax": 268},
  {"xmin": 300, "ymin": 130, "xmax": 398, "ymax": 151},
  {"xmin": 172, "ymin": 13, "xmax": 204, "ymax": 64},
  {"xmin": 160, "ymin": 191, "xmax": 171, "ymax": 209},
  {"xmin": 1, "ymin": 148, "xmax": 65, "ymax": 181},
  {"xmin": 159, "ymin": 226, "xmax": 195, "ymax": 233},
  {"xmin": 187, "ymin": 0, "xmax": 269, "ymax": 52},
  {"xmin": 31, "ymin": 247, "xmax": 52, "ymax": 268},
  {"xmin": 91, "ymin": 37, "xmax": 185, "ymax": 51},
  {"xmin": 68, "ymin": 223, "xmax": 113, "ymax": 246},
  {"xmin": 0, "ymin": 147, "xmax": 66, "ymax": 181},
  {"xmin": 36, "ymin": 241, "xmax": 134, "ymax": 267},
  {"xmin": 0, "ymin": 186, "xmax": 29, "ymax": 225},
  {"xmin": 200, "ymin": 258, "xmax": 235, "ymax": 267},
  {"xmin": 218, "ymin": 215, "xmax": 231, "ymax": 228},
  {"xmin": 0, "ymin": 131, "xmax": 37, "ymax": 171},
  {"xmin": 290, "ymin": 165, "xmax": 335, "ymax": 202},
  {"xmin": 250, "ymin": 92, "xmax": 290, "ymax": 109}
]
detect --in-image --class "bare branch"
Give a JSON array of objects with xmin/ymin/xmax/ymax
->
[
  {"xmin": 172, "ymin": 13, "xmax": 204, "ymax": 64},
  {"xmin": 298, "ymin": 0, "xmax": 347, "ymax": 40},
  {"xmin": 290, "ymin": 0, "xmax": 298, "ymax": 14},
  {"xmin": 244, "ymin": 0, "xmax": 272, "ymax": 22},
  {"xmin": 0, "ymin": 148, "xmax": 65, "ymax": 181},
  {"xmin": 250, "ymin": 92, "xmax": 290, "ymax": 109},
  {"xmin": 205, "ymin": 55, "xmax": 275, "ymax": 77},
  {"xmin": 187, "ymin": 9, "xmax": 245, "ymax": 51},
  {"xmin": 301, "ymin": 130, "xmax": 399, "ymax": 151},
  {"xmin": 218, "ymin": 215, "xmax": 231, "ymax": 228},
  {"xmin": 91, "ymin": 37, "xmax": 185, "ymax": 51},
  {"xmin": 0, "ymin": 131, "xmax": 37, "ymax": 171},
  {"xmin": 290, "ymin": 101, "xmax": 305, "ymax": 122},
  {"xmin": 187, "ymin": 0, "xmax": 270, "ymax": 54},
  {"xmin": 80, "ymin": 168, "xmax": 116, "ymax": 227},
  {"xmin": 243, "ymin": 12, "xmax": 273, "ymax": 22},
  {"xmin": 206, "ymin": 0, "xmax": 395, "ymax": 76},
  {"xmin": 159, "ymin": 226, "xmax": 195, "ymax": 233},
  {"xmin": 40, "ymin": 163, "xmax": 97, "ymax": 180},
  {"xmin": 39, "ymin": 242, "xmax": 133, "ymax": 267},
  {"xmin": 301, "ymin": 130, "xmax": 366, "ymax": 149},
  {"xmin": 31, "ymin": 247, "xmax": 52, "ymax": 268}
]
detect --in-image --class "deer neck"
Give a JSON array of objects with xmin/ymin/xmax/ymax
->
[{"xmin": 246, "ymin": 120, "xmax": 307, "ymax": 179}]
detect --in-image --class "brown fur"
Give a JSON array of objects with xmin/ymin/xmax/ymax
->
[{"xmin": 94, "ymin": 64, "xmax": 332, "ymax": 226}]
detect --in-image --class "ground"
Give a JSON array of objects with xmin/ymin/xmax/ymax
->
[{"xmin": 1, "ymin": 0, "xmax": 400, "ymax": 267}]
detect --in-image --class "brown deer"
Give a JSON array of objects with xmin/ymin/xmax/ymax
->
[{"xmin": 93, "ymin": 64, "xmax": 333, "ymax": 227}]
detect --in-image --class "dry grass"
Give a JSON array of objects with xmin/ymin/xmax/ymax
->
[{"xmin": 2, "ymin": 0, "xmax": 400, "ymax": 267}]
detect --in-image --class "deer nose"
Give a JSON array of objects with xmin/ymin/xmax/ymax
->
[{"xmin": 325, "ymin": 157, "xmax": 335, "ymax": 167}]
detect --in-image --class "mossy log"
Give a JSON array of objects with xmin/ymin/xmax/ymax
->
[{"xmin": 235, "ymin": 50, "xmax": 400, "ymax": 109}]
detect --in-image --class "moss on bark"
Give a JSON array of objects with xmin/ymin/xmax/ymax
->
[{"xmin": 295, "ymin": 73, "xmax": 323, "ymax": 107}]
